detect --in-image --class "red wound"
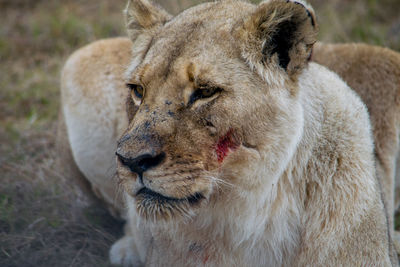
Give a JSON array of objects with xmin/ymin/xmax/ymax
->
[
  {"xmin": 215, "ymin": 129, "xmax": 239, "ymax": 163},
  {"xmin": 203, "ymin": 254, "xmax": 210, "ymax": 264}
]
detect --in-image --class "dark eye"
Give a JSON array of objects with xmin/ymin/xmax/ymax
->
[
  {"xmin": 127, "ymin": 83, "xmax": 144, "ymax": 99},
  {"xmin": 189, "ymin": 87, "xmax": 222, "ymax": 105}
]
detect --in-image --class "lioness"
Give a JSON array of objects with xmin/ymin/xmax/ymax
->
[{"xmin": 59, "ymin": 0, "xmax": 400, "ymax": 265}]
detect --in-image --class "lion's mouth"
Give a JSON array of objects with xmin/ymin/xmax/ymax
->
[
  {"xmin": 136, "ymin": 187, "xmax": 204, "ymax": 204},
  {"xmin": 134, "ymin": 187, "xmax": 205, "ymax": 220}
]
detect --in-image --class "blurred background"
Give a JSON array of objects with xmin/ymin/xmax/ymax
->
[{"xmin": 0, "ymin": 0, "xmax": 399, "ymax": 266}]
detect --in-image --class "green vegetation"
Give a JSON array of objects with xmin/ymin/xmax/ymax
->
[
  {"xmin": 315, "ymin": 0, "xmax": 400, "ymax": 50},
  {"xmin": 0, "ymin": 0, "xmax": 399, "ymax": 266}
]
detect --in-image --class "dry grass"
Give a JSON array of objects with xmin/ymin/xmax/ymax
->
[
  {"xmin": 0, "ymin": 1, "xmax": 127, "ymax": 266},
  {"xmin": 0, "ymin": 0, "xmax": 399, "ymax": 266}
]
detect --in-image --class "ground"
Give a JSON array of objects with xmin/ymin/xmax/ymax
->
[{"xmin": 0, "ymin": 0, "xmax": 399, "ymax": 266}]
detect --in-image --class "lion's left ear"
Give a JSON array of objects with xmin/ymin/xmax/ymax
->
[
  {"xmin": 234, "ymin": 0, "xmax": 317, "ymax": 77},
  {"xmin": 124, "ymin": 0, "xmax": 172, "ymax": 43}
]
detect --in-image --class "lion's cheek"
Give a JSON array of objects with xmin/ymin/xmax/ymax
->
[
  {"xmin": 217, "ymin": 145, "xmax": 262, "ymax": 188},
  {"xmin": 214, "ymin": 129, "xmax": 240, "ymax": 163}
]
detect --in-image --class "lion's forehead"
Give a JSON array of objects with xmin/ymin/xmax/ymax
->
[
  {"xmin": 136, "ymin": 41, "xmax": 236, "ymax": 95},
  {"xmin": 142, "ymin": 1, "xmax": 254, "ymax": 65},
  {"xmin": 127, "ymin": 2, "xmax": 258, "ymax": 89},
  {"xmin": 148, "ymin": 25, "xmax": 230, "ymax": 61},
  {"xmin": 168, "ymin": 0, "xmax": 254, "ymax": 30}
]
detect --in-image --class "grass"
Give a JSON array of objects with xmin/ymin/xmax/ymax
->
[
  {"xmin": 0, "ymin": 124, "xmax": 123, "ymax": 266},
  {"xmin": 313, "ymin": 0, "xmax": 400, "ymax": 51},
  {"xmin": 0, "ymin": 1, "xmax": 127, "ymax": 266},
  {"xmin": 0, "ymin": 0, "xmax": 399, "ymax": 266}
]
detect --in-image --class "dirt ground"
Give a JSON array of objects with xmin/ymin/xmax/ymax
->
[{"xmin": 0, "ymin": 0, "xmax": 399, "ymax": 266}]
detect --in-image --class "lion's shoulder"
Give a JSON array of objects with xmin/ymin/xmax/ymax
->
[
  {"xmin": 313, "ymin": 42, "xmax": 400, "ymax": 175},
  {"xmin": 313, "ymin": 43, "xmax": 400, "ymax": 114}
]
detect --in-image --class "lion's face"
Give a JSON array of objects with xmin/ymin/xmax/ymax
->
[{"xmin": 116, "ymin": 0, "xmax": 316, "ymax": 221}]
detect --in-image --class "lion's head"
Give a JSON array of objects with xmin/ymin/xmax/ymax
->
[{"xmin": 116, "ymin": 0, "xmax": 317, "ymax": 221}]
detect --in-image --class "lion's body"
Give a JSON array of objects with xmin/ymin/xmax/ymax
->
[
  {"xmin": 313, "ymin": 43, "xmax": 400, "ymax": 217},
  {"xmin": 121, "ymin": 62, "xmax": 391, "ymax": 266},
  {"xmin": 59, "ymin": 0, "xmax": 400, "ymax": 266},
  {"xmin": 60, "ymin": 38, "xmax": 132, "ymax": 216}
]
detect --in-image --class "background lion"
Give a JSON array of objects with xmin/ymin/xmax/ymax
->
[{"xmin": 59, "ymin": 0, "xmax": 400, "ymax": 265}]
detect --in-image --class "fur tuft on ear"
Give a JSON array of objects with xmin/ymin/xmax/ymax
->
[
  {"xmin": 124, "ymin": 0, "xmax": 172, "ymax": 42},
  {"xmin": 234, "ymin": 0, "xmax": 317, "ymax": 78}
]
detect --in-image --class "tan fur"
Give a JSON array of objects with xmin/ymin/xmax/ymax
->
[
  {"xmin": 313, "ymin": 43, "xmax": 400, "ymax": 262},
  {"xmin": 60, "ymin": 37, "xmax": 132, "ymax": 217},
  {"xmin": 58, "ymin": 0, "xmax": 399, "ymax": 266},
  {"xmin": 313, "ymin": 43, "xmax": 400, "ymax": 213}
]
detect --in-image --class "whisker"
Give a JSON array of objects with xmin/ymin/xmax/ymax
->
[
  {"xmin": 203, "ymin": 174, "xmax": 236, "ymax": 189},
  {"xmin": 150, "ymin": 168, "xmax": 203, "ymax": 178}
]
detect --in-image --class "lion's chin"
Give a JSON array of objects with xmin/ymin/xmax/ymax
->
[{"xmin": 135, "ymin": 187, "xmax": 205, "ymax": 221}]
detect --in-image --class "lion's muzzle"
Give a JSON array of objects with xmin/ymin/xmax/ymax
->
[
  {"xmin": 116, "ymin": 124, "xmax": 166, "ymax": 176},
  {"xmin": 116, "ymin": 150, "xmax": 166, "ymax": 175}
]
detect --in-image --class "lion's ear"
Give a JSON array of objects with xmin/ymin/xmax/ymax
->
[
  {"xmin": 124, "ymin": 0, "xmax": 172, "ymax": 42},
  {"xmin": 234, "ymin": 0, "xmax": 317, "ymax": 77}
]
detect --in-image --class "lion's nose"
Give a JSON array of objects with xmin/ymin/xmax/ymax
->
[{"xmin": 116, "ymin": 151, "xmax": 166, "ymax": 174}]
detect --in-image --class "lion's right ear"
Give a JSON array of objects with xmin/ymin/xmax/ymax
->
[{"xmin": 124, "ymin": 0, "xmax": 172, "ymax": 42}]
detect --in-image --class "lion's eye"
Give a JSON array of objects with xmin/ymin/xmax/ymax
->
[
  {"xmin": 189, "ymin": 87, "xmax": 222, "ymax": 105},
  {"xmin": 127, "ymin": 84, "xmax": 144, "ymax": 99}
]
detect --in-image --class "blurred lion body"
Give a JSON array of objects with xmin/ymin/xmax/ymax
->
[
  {"xmin": 59, "ymin": 38, "xmax": 132, "ymax": 217},
  {"xmin": 58, "ymin": 0, "xmax": 400, "ymax": 266},
  {"xmin": 313, "ymin": 43, "xmax": 400, "ymax": 218}
]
